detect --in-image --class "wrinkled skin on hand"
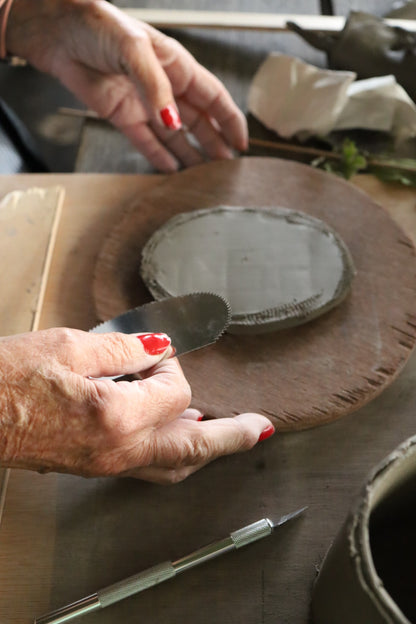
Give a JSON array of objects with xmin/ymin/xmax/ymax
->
[
  {"xmin": 6, "ymin": 0, "xmax": 248, "ymax": 171},
  {"xmin": 0, "ymin": 328, "xmax": 272, "ymax": 484}
]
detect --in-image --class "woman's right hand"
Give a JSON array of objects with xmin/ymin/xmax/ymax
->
[
  {"xmin": 0, "ymin": 328, "xmax": 274, "ymax": 483},
  {"xmin": 6, "ymin": 0, "xmax": 248, "ymax": 172}
]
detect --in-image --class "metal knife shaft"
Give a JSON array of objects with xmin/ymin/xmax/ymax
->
[
  {"xmin": 34, "ymin": 518, "xmax": 276, "ymax": 624},
  {"xmin": 173, "ymin": 518, "xmax": 273, "ymax": 573}
]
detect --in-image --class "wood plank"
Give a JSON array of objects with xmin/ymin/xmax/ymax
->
[
  {"xmin": 36, "ymin": 174, "xmax": 162, "ymax": 331},
  {"xmin": 0, "ymin": 186, "xmax": 63, "ymax": 619},
  {"xmin": 123, "ymin": 9, "xmax": 416, "ymax": 32},
  {"xmin": 0, "ymin": 186, "xmax": 63, "ymax": 521},
  {"xmin": 0, "ymin": 186, "xmax": 64, "ymax": 336}
]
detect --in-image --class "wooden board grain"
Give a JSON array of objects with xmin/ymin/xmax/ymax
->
[
  {"xmin": 93, "ymin": 157, "xmax": 416, "ymax": 431},
  {"xmin": 0, "ymin": 186, "xmax": 63, "ymax": 604},
  {"xmin": 0, "ymin": 186, "xmax": 63, "ymax": 336},
  {"xmin": 0, "ymin": 185, "xmax": 63, "ymax": 501}
]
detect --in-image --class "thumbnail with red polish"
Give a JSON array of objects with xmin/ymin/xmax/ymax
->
[
  {"xmin": 258, "ymin": 424, "xmax": 275, "ymax": 442},
  {"xmin": 137, "ymin": 333, "xmax": 171, "ymax": 355},
  {"xmin": 160, "ymin": 104, "xmax": 182, "ymax": 130}
]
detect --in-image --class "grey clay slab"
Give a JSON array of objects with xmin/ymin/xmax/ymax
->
[{"xmin": 140, "ymin": 205, "xmax": 355, "ymax": 334}]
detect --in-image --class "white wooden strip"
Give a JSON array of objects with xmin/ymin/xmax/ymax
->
[
  {"xmin": 123, "ymin": 9, "xmax": 416, "ymax": 33},
  {"xmin": 0, "ymin": 186, "xmax": 64, "ymax": 527}
]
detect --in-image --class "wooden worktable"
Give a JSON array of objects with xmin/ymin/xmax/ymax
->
[
  {"xmin": 0, "ymin": 171, "xmax": 415, "ymax": 624},
  {"xmin": 3, "ymin": 3, "xmax": 416, "ymax": 623}
]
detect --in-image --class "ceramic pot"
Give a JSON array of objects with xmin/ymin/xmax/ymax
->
[{"xmin": 312, "ymin": 435, "xmax": 416, "ymax": 624}]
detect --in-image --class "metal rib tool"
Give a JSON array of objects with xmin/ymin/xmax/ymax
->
[
  {"xmin": 90, "ymin": 292, "xmax": 231, "ymax": 357},
  {"xmin": 34, "ymin": 507, "xmax": 307, "ymax": 624}
]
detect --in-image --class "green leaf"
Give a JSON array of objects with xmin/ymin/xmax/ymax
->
[
  {"xmin": 311, "ymin": 139, "xmax": 416, "ymax": 187},
  {"xmin": 312, "ymin": 138, "xmax": 367, "ymax": 179},
  {"xmin": 370, "ymin": 165, "xmax": 416, "ymax": 187}
]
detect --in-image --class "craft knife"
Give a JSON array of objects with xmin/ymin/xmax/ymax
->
[{"xmin": 34, "ymin": 506, "xmax": 307, "ymax": 624}]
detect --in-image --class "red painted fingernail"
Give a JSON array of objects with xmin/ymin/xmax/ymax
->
[
  {"xmin": 258, "ymin": 424, "xmax": 275, "ymax": 442},
  {"xmin": 197, "ymin": 415, "xmax": 204, "ymax": 421},
  {"xmin": 160, "ymin": 105, "xmax": 182, "ymax": 130},
  {"xmin": 137, "ymin": 333, "xmax": 171, "ymax": 355}
]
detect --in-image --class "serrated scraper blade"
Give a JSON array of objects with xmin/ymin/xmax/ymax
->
[{"xmin": 90, "ymin": 293, "xmax": 231, "ymax": 356}]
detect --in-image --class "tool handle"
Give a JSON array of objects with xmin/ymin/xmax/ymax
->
[
  {"xmin": 173, "ymin": 518, "xmax": 274, "ymax": 573},
  {"xmin": 97, "ymin": 561, "xmax": 176, "ymax": 607},
  {"xmin": 230, "ymin": 518, "xmax": 273, "ymax": 548}
]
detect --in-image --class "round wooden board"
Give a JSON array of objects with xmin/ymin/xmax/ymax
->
[{"xmin": 93, "ymin": 157, "xmax": 416, "ymax": 431}]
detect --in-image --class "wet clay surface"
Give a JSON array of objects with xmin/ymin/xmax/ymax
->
[{"xmin": 140, "ymin": 205, "xmax": 355, "ymax": 334}]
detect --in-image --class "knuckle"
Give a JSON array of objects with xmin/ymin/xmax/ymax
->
[
  {"xmin": 121, "ymin": 32, "xmax": 152, "ymax": 70},
  {"xmin": 161, "ymin": 35, "xmax": 184, "ymax": 59},
  {"xmin": 158, "ymin": 467, "xmax": 191, "ymax": 485},
  {"xmin": 151, "ymin": 376, "xmax": 191, "ymax": 423},
  {"xmin": 53, "ymin": 327, "xmax": 80, "ymax": 351},
  {"xmin": 177, "ymin": 384, "xmax": 192, "ymax": 414},
  {"xmin": 180, "ymin": 433, "xmax": 211, "ymax": 465},
  {"xmin": 167, "ymin": 468, "xmax": 190, "ymax": 484},
  {"xmin": 89, "ymin": 385, "xmax": 133, "ymax": 443},
  {"xmin": 130, "ymin": 30, "xmax": 151, "ymax": 47},
  {"xmin": 103, "ymin": 332, "xmax": 135, "ymax": 362},
  {"xmin": 47, "ymin": 327, "xmax": 84, "ymax": 366},
  {"xmin": 150, "ymin": 27, "xmax": 179, "ymax": 51}
]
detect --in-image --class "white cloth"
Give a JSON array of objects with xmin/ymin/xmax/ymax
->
[{"xmin": 248, "ymin": 53, "xmax": 416, "ymax": 141}]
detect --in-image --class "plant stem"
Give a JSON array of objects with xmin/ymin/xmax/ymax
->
[{"xmin": 249, "ymin": 137, "xmax": 416, "ymax": 174}]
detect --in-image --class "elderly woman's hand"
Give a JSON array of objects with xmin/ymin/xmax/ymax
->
[
  {"xmin": 0, "ymin": 328, "xmax": 273, "ymax": 483},
  {"xmin": 6, "ymin": 0, "xmax": 248, "ymax": 172}
]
